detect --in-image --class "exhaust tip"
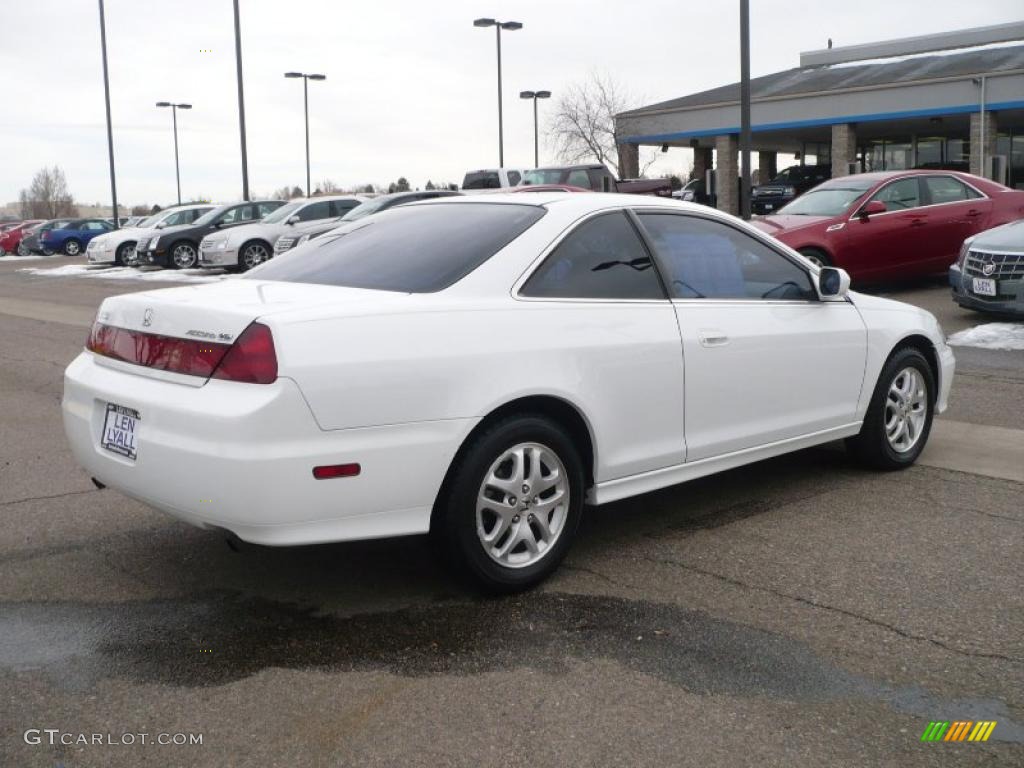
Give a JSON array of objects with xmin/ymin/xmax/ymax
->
[{"xmin": 91, "ymin": 477, "xmax": 107, "ymax": 490}]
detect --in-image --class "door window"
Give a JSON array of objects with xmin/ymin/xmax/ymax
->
[
  {"xmin": 162, "ymin": 209, "xmax": 192, "ymax": 226},
  {"xmin": 638, "ymin": 214, "xmax": 816, "ymax": 301},
  {"xmin": 329, "ymin": 200, "xmax": 359, "ymax": 217},
  {"xmin": 567, "ymin": 169, "xmax": 591, "ymax": 188},
  {"xmin": 257, "ymin": 202, "xmax": 282, "ymax": 218},
  {"xmin": 507, "ymin": 171, "xmax": 521, "ymax": 186},
  {"xmin": 869, "ymin": 178, "xmax": 920, "ymax": 210},
  {"xmin": 922, "ymin": 175, "xmax": 981, "ymax": 204},
  {"xmin": 297, "ymin": 201, "xmax": 331, "ymax": 222},
  {"xmin": 521, "ymin": 212, "xmax": 664, "ymax": 300},
  {"xmin": 219, "ymin": 205, "xmax": 257, "ymax": 225}
]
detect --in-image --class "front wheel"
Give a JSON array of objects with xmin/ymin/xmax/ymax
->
[
  {"xmin": 17, "ymin": 242, "xmax": 30, "ymax": 256},
  {"xmin": 847, "ymin": 347, "xmax": 935, "ymax": 470},
  {"xmin": 798, "ymin": 247, "xmax": 831, "ymax": 268},
  {"xmin": 434, "ymin": 415, "xmax": 585, "ymax": 593},
  {"xmin": 169, "ymin": 242, "xmax": 198, "ymax": 269},
  {"xmin": 239, "ymin": 241, "xmax": 270, "ymax": 271},
  {"xmin": 115, "ymin": 242, "xmax": 135, "ymax": 266}
]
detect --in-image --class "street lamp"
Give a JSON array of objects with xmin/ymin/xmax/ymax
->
[
  {"xmin": 284, "ymin": 72, "xmax": 327, "ymax": 197},
  {"xmin": 473, "ymin": 18, "xmax": 522, "ymax": 167},
  {"xmin": 155, "ymin": 101, "xmax": 192, "ymax": 205},
  {"xmin": 519, "ymin": 90, "xmax": 551, "ymax": 168}
]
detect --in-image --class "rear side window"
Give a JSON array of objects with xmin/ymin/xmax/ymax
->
[
  {"xmin": 923, "ymin": 176, "xmax": 981, "ymax": 204},
  {"xmin": 507, "ymin": 171, "xmax": 521, "ymax": 186},
  {"xmin": 638, "ymin": 214, "xmax": 815, "ymax": 301},
  {"xmin": 521, "ymin": 212, "xmax": 664, "ymax": 300},
  {"xmin": 249, "ymin": 203, "xmax": 544, "ymax": 293}
]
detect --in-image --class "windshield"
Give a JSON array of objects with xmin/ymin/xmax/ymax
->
[
  {"xmin": 191, "ymin": 205, "xmax": 234, "ymax": 227},
  {"xmin": 339, "ymin": 195, "xmax": 392, "ymax": 222},
  {"xmin": 248, "ymin": 202, "xmax": 545, "ymax": 292},
  {"xmin": 261, "ymin": 201, "xmax": 303, "ymax": 224},
  {"xmin": 777, "ymin": 183, "xmax": 872, "ymax": 216}
]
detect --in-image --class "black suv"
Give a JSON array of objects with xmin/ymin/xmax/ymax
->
[
  {"xmin": 751, "ymin": 164, "xmax": 831, "ymax": 215},
  {"xmin": 138, "ymin": 200, "xmax": 284, "ymax": 269}
]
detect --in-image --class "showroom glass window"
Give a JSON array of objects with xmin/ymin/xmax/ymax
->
[
  {"xmin": 869, "ymin": 178, "xmax": 920, "ymax": 210},
  {"xmin": 521, "ymin": 212, "xmax": 664, "ymax": 300},
  {"xmin": 638, "ymin": 214, "xmax": 816, "ymax": 301}
]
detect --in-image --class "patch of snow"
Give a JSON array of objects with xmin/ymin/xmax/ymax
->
[
  {"xmin": 18, "ymin": 265, "xmax": 229, "ymax": 284},
  {"xmin": 0, "ymin": 253, "xmax": 66, "ymax": 262},
  {"xmin": 947, "ymin": 323, "xmax": 1024, "ymax": 351}
]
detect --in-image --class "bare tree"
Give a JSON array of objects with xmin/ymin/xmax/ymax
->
[
  {"xmin": 19, "ymin": 167, "xmax": 78, "ymax": 218},
  {"xmin": 315, "ymin": 178, "xmax": 341, "ymax": 195},
  {"xmin": 547, "ymin": 73, "xmax": 657, "ymax": 178}
]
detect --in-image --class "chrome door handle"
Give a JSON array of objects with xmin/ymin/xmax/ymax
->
[{"xmin": 698, "ymin": 331, "xmax": 729, "ymax": 347}]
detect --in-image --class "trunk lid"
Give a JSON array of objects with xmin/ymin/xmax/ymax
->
[{"xmin": 97, "ymin": 279, "xmax": 410, "ymax": 343}]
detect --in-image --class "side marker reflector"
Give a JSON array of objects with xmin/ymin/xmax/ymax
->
[{"xmin": 313, "ymin": 463, "xmax": 361, "ymax": 480}]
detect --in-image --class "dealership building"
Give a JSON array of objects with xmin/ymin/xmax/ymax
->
[{"xmin": 615, "ymin": 22, "xmax": 1024, "ymax": 215}]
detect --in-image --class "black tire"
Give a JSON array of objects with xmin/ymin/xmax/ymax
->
[
  {"xmin": 434, "ymin": 414, "xmax": 585, "ymax": 594},
  {"xmin": 115, "ymin": 242, "xmax": 135, "ymax": 266},
  {"xmin": 17, "ymin": 242, "xmax": 30, "ymax": 257},
  {"xmin": 846, "ymin": 346, "xmax": 935, "ymax": 470},
  {"xmin": 798, "ymin": 247, "xmax": 831, "ymax": 268},
  {"xmin": 63, "ymin": 239, "xmax": 82, "ymax": 256}
]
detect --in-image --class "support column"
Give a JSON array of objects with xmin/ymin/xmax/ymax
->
[
  {"xmin": 970, "ymin": 111, "xmax": 997, "ymax": 178},
  {"xmin": 617, "ymin": 142, "xmax": 639, "ymax": 179},
  {"xmin": 831, "ymin": 123, "xmax": 857, "ymax": 177},
  {"xmin": 692, "ymin": 147, "xmax": 712, "ymax": 181},
  {"xmin": 757, "ymin": 151, "xmax": 777, "ymax": 183},
  {"xmin": 715, "ymin": 134, "xmax": 739, "ymax": 216}
]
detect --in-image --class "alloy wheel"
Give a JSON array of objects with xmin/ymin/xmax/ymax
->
[
  {"xmin": 65, "ymin": 241, "xmax": 80, "ymax": 256},
  {"xmin": 475, "ymin": 442, "xmax": 569, "ymax": 569},
  {"xmin": 884, "ymin": 366, "xmax": 928, "ymax": 453},
  {"xmin": 172, "ymin": 244, "xmax": 197, "ymax": 269},
  {"xmin": 242, "ymin": 243, "xmax": 269, "ymax": 270},
  {"xmin": 17, "ymin": 242, "xmax": 30, "ymax": 256}
]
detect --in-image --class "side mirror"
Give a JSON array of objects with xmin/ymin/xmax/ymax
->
[
  {"xmin": 287, "ymin": 215, "xmax": 300, "ymax": 225},
  {"xmin": 818, "ymin": 266, "xmax": 851, "ymax": 299},
  {"xmin": 860, "ymin": 200, "xmax": 886, "ymax": 218}
]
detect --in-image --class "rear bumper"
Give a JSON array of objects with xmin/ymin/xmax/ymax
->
[
  {"xmin": 949, "ymin": 264, "xmax": 1024, "ymax": 316},
  {"xmin": 62, "ymin": 351, "xmax": 476, "ymax": 545}
]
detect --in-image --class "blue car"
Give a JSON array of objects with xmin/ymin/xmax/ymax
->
[{"xmin": 40, "ymin": 218, "xmax": 114, "ymax": 256}]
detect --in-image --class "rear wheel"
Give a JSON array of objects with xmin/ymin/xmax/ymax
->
[
  {"xmin": 847, "ymin": 346, "xmax": 935, "ymax": 470},
  {"xmin": 434, "ymin": 414, "xmax": 584, "ymax": 593},
  {"xmin": 0, "ymin": 245, "xmax": 6, "ymax": 256},
  {"xmin": 115, "ymin": 242, "xmax": 135, "ymax": 266},
  {"xmin": 798, "ymin": 247, "xmax": 831, "ymax": 268},
  {"xmin": 169, "ymin": 241, "xmax": 198, "ymax": 269},
  {"xmin": 63, "ymin": 239, "xmax": 82, "ymax": 256}
]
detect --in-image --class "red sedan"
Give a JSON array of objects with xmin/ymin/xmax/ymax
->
[
  {"xmin": 0, "ymin": 220, "xmax": 44, "ymax": 257},
  {"xmin": 751, "ymin": 171, "xmax": 1024, "ymax": 283}
]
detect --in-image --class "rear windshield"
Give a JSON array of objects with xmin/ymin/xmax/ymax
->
[
  {"xmin": 462, "ymin": 171, "xmax": 501, "ymax": 189},
  {"xmin": 248, "ymin": 202, "xmax": 545, "ymax": 293}
]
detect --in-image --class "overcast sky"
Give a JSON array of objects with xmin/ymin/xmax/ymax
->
[{"xmin": 2, "ymin": 0, "xmax": 1021, "ymax": 207}]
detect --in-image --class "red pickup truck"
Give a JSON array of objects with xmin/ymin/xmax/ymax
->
[{"xmin": 521, "ymin": 164, "xmax": 672, "ymax": 196}]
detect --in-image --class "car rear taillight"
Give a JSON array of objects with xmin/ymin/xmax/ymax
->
[
  {"xmin": 210, "ymin": 322, "xmax": 278, "ymax": 384},
  {"xmin": 87, "ymin": 322, "xmax": 231, "ymax": 377}
]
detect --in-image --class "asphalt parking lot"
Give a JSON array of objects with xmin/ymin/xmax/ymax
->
[{"xmin": 1, "ymin": 256, "xmax": 1022, "ymax": 767}]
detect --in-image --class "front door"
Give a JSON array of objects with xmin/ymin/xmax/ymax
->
[
  {"xmin": 845, "ymin": 176, "xmax": 929, "ymax": 281},
  {"xmin": 635, "ymin": 211, "xmax": 867, "ymax": 462}
]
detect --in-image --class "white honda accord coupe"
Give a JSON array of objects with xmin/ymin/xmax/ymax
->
[{"xmin": 63, "ymin": 193, "xmax": 954, "ymax": 591}]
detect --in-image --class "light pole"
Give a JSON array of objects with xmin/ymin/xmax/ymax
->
[
  {"xmin": 97, "ymin": 0, "xmax": 119, "ymax": 228},
  {"xmin": 739, "ymin": 0, "xmax": 752, "ymax": 220},
  {"xmin": 284, "ymin": 72, "xmax": 326, "ymax": 197},
  {"xmin": 156, "ymin": 102, "xmax": 191, "ymax": 205},
  {"xmin": 519, "ymin": 90, "xmax": 550, "ymax": 168},
  {"xmin": 473, "ymin": 18, "xmax": 522, "ymax": 167},
  {"xmin": 233, "ymin": 0, "xmax": 249, "ymax": 201}
]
